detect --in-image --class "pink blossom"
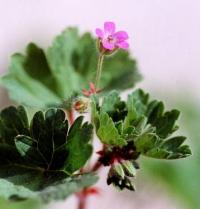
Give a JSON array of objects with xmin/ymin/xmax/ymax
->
[{"xmin": 95, "ymin": 22, "xmax": 129, "ymax": 51}]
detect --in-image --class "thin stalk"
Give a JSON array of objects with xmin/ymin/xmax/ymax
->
[
  {"xmin": 95, "ymin": 53, "xmax": 105, "ymax": 89},
  {"xmin": 76, "ymin": 53, "xmax": 106, "ymax": 208}
]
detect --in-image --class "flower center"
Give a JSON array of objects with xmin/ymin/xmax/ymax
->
[{"xmin": 107, "ymin": 35, "xmax": 116, "ymax": 44}]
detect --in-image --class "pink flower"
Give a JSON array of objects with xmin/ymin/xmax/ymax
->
[
  {"xmin": 82, "ymin": 82, "xmax": 101, "ymax": 97},
  {"xmin": 95, "ymin": 22, "xmax": 129, "ymax": 51}
]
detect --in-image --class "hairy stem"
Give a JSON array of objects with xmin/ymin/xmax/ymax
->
[
  {"xmin": 75, "ymin": 68, "xmax": 106, "ymax": 209},
  {"xmin": 95, "ymin": 53, "xmax": 105, "ymax": 89}
]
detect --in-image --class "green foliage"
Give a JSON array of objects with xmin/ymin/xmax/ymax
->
[
  {"xmin": 1, "ymin": 44, "xmax": 62, "ymax": 108},
  {"xmin": 92, "ymin": 89, "xmax": 191, "ymax": 191},
  {"xmin": 38, "ymin": 173, "xmax": 98, "ymax": 203},
  {"xmin": 64, "ymin": 116, "xmax": 93, "ymax": 173},
  {"xmin": 0, "ymin": 106, "xmax": 97, "ymax": 202},
  {"xmin": 0, "ymin": 198, "xmax": 38, "ymax": 209},
  {"xmin": 0, "ymin": 173, "xmax": 98, "ymax": 203},
  {"xmin": 142, "ymin": 95, "xmax": 199, "ymax": 209},
  {"xmin": 97, "ymin": 112, "xmax": 127, "ymax": 146},
  {"xmin": 93, "ymin": 89, "xmax": 191, "ymax": 159},
  {"xmin": 0, "ymin": 28, "xmax": 140, "ymax": 108}
]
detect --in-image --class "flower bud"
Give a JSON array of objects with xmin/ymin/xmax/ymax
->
[
  {"xmin": 121, "ymin": 161, "xmax": 136, "ymax": 177},
  {"xmin": 107, "ymin": 163, "xmax": 135, "ymax": 191},
  {"xmin": 73, "ymin": 97, "xmax": 90, "ymax": 113}
]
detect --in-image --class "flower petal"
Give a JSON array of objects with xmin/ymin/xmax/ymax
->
[
  {"xmin": 116, "ymin": 41, "xmax": 129, "ymax": 50},
  {"xmin": 113, "ymin": 31, "xmax": 129, "ymax": 42},
  {"xmin": 95, "ymin": 28, "xmax": 104, "ymax": 39},
  {"xmin": 102, "ymin": 40, "xmax": 115, "ymax": 50},
  {"xmin": 104, "ymin": 22, "xmax": 116, "ymax": 35}
]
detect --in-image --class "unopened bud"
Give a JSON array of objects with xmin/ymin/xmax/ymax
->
[
  {"xmin": 74, "ymin": 97, "xmax": 90, "ymax": 113},
  {"xmin": 107, "ymin": 163, "xmax": 136, "ymax": 191},
  {"xmin": 121, "ymin": 161, "xmax": 136, "ymax": 177}
]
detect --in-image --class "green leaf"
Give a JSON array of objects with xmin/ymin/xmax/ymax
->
[
  {"xmin": 0, "ymin": 197, "xmax": 38, "ymax": 209},
  {"xmin": 38, "ymin": 173, "xmax": 98, "ymax": 203},
  {"xmin": 46, "ymin": 28, "xmax": 81, "ymax": 100},
  {"xmin": 0, "ymin": 106, "xmax": 29, "ymax": 145},
  {"xmin": 0, "ymin": 173, "xmax": 98, "ymax": 203},
  {"xmin": 0, "ymin": 179, "xmax": 36, "ymax": 200},
  {"xmin": 142, "ymin": 96, "xmax": 200, "ymax": 209},
  {"xmin": 15, "ymin": 135, "xmax": 47, "ymax": 167},
  {"xmin": 135, "ymin": 134, "xmax": 191, "ymax": 159},
  {"xmin": 127, "ymin": 89, "xmax": 149, "ymax": 118},
  {"xmin": 98, "ymin": 91, "xmax": 128, "ymax": 123},
  {"xmin": 102, "ymin": 51, "xmax": 141, "ymax": 90},
  {"xmin": 147, "ymin": 101, "xmax": 180, "ymax": 138},
  {"xmin": 97, "ymin": 112, "xmax": 127, "ymax": 146},
  {"xmin": 0, "ymin": 45, "xmax": 62, "ymax": 108},
  {"xmin": 154, "ymin": 110, "xmax": 180, "ymax": 138},
  {"xmin": 0, "ymin": 106, "xmax": 96, "ymax": 202},
  {"xmin": 160, "ymin": 136, "xmax": 191, "ymax": 159},
  {"xmin": 101, "ymin": 91, "xmax": 121, "ymax": 113},
  {"xmin": 135, "ymin": 133, "xmax": 160, "ymax": 154},
  {"xmin": 26, "ymin": 108, "xmax": 69, "ymax": 169},
  {"xmin": 64, "ymin": 116, "xmax": 93, "ymax": 173},
  {"xmin": 1, "ymin": 28, "xmax": 140, "ymax": 108},
  {"xmin": 123, "ymin": 89, "xmax": 148, "ymax": 129}
]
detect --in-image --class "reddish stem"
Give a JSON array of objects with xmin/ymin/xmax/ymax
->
[
  {"xmin": 77, "ymin": 187, "xmax": 99, "ymax": 209},
  {"xmin": 66, "ymin": 109, "xmax": 74, "ymax": 125},
  {"xmin": 78, "ymin": 195, "xmax": 87, "ymax": 209},
  {"xmin": 91, "ymin": 145, "xmax": 106, "ymax": 172},
  {"xmin": 76, "ymin": 155, "xmax": 103, "ymax": 209},
  {"xmin": 92, "ymin": 160, "xmax": 102, "ymax": 172}
]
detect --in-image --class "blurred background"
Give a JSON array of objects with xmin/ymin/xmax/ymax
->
[{"xmin": 0, "ymin": 0, "xmax": 200, "ymax": 209}]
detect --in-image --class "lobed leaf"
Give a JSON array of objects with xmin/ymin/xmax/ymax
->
[
  {"xmin": 64, "ymin": 116, "xmax": 93, "ymax": 173},
  {"xmin": 97, "ymin": 112, "xmax": 127, "ymax": 146},
  {"xmin": 1, "ymin": 28, "xmax": 140, "ymax": 108},
  {"xmin": 0, "ymin": 106, "xmax": 96, "ymax": 202},
  {"xmin": 0, "ymin": 173, "xmax": 98, "ymax": 203}
]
